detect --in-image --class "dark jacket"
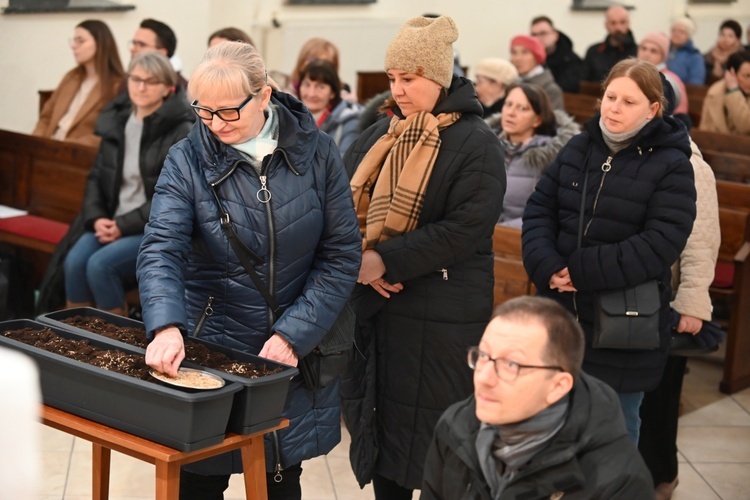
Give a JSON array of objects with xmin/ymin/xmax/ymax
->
[
  {"xmin": 546, "ymin": 31, "xmax": 586, "ymax": 93},
  {"xmin": 35, "ymin": 88, "xmax": 194, "ymax": 314},
  {"xmin": 521, "ymin": 114, "xmax": 696, "ymax": 393},
  {"xmin": 319, "ymin": 98, "xmax": 363, "ymax": 156},
  {"xmin": 421, "ymin": 373, "xmax": 654, "ymax": 499},
  {"xmin": 136, "ymin": 91, "xmax": 362, "ymax": 474},
  {"xmin": 583, "ymin": 31, "xmax": 638, "ymax": 83},
  {"xmin": 340, "ymin": 76, "xmax": 506, "ymax": 489},
  {"xmin": 82, "ymin": 88, "xmax": 195, "ymax": 235}
]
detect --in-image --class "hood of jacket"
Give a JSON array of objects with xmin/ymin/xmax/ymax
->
[
  {"xmin": 555, "ymin": 30, "xmax": 576, "ymax": 54},
  {"xmin": 673, "ymin": 38, "xmax": 700, "ymax": 54},
  {"xmin": 583, "ymin": 111, "xmax": 691, "ymax": 159},
  {"xmin": 327, "ymin": 99, "xmax": 363, "ymax": 125},
  {"xmin": 392, "ymin": 75, "xmax": 483, "ymax": 120},
  {"xmin": 94, "ymin": 86, "xmax": 194, "ymax": 140},
  {"xmin": 187, "ymin": 90, "xmax": 320, "ymax": 184}
]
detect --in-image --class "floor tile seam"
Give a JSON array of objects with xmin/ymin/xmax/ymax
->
[
  {"xmin": 676, "ymin": 461, "xmax": 725, "ymax": 500},
  {"xmin": 323, "ymin": 455, "xmax": 340, "ymax": 500},
  {"xmin": 730, "ymin": 396, "xmax": 750, "ymax": 417},
  {"xmin": 61, "ymin": 437, "xmax": 77, "ymax": 499}
]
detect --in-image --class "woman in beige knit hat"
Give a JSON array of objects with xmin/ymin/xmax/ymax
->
[{"xmin": 341, "ymin": 15, "xmax": 506, "ymax": 499}]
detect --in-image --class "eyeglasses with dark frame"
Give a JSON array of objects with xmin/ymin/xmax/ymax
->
[
  {"xmin": 127, "ymin": 74, "xmax": 163, "ymax": 87},
  {"xmin": 467, "ymin": 346, "xmax": 563, "ymax": 382},
  {"xmin": 190, "ymin": 95, "xmax": 254, "ymax": 122}
]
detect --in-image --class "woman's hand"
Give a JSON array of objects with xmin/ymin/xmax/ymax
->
[
  {"xmin": 93, "ymin": 217, "xmax": 121, "ymax": 244},
  {"xmin": 145, "ymin": 326, "xmax": 185, "ymax": 377},
  {"xmin": 357, "ymin": 249, "xmax": 403, "ymax": 297},
  {"xmin": 676, "ymin": 314, "xmax": 703, "ymax": 335},
  {"xmin": 259, "ymin": 333, "xmax": 299, "ymax": 367},
  {"xmin": 549, "ymin": 267, "xmax": 577, "ymax": 293},
  {"xmin": 724, "ymin": 68, "xmax": 739, "ymax": 91}
]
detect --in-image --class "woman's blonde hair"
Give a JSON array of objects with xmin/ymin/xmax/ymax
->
[
  {"xmin": 601, "ymin": 58, "xmax": 666, "ymax": 117},
  {"xmin": 188, "ymin": 41, "xmax": 270, "ymax": 101},
  {"xmin": 129, "ymin": 52, "xmax": 177, "ymax": 88}
]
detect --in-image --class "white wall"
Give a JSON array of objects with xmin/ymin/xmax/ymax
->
[{"xmin": 0, "ymin": 0, "xmax": 748, "ymax": 134}]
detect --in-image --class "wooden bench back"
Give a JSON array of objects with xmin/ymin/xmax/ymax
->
[
  {"xmin": 492, "ymin": 225, "xmax": 535, "ymax": 307},
  {"xmin": 685, "ymin": 84, "xmax": 708, "ymax": 128},
  {"xmin": 692, "ymin": 130, "xmax": 750, "ymax": 183},
  {"xmin": 563, "ymin": 92, "xmax": 598, "ymax": 125},
  {"xmin": 718, "ymin": 206, "xmax": 750, "ymax": 261},
  {"xmin": 357, "ymin": 71, "xmax": 390, "ymax": 105},
  {"xmin": 716, "ymin": 180, "xmax": 750, "ymax": 212},
  {"xmin": 578, "ymin": 80, "xmax": 601, "ymax": 97},
  {"xmin": 0, "ymin": 129, "xmax": 94, "ymax": 223}
]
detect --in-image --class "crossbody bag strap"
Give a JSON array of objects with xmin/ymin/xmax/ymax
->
[
  {"xmin": 209, "ymin": 183, "xmax": 285, "ymax": 320},
  {"xmin": 577, "ymin": 166, "xmax": 590, "ymax": 249}
]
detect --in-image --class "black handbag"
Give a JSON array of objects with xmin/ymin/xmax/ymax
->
[
  {"xmin": 593, "ymin": 281, "xmax": 660, "ymax": 350},
  {"xmin": 210, "ymin": 183, "xmax": 354, "ymax": 391},
  {"xmin": 577, "ymin": 164, "xmax": 660, "ymax": 351}
]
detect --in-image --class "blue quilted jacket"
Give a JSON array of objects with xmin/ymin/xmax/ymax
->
[{"xmin": 136, "ymin": 91, "xmax": 361, "ymax": 475}]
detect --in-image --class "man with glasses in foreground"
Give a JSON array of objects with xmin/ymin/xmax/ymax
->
[{"xmin": 422, "ymin": 296, "xmax": 652, "ymax": 499}]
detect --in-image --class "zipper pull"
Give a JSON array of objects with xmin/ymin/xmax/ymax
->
[
  {"xmin": 440, "ymin": 268, "xmax": 449, "ymax": 280},
  {"xmin": 601, "ymin": 156, "xmax": 613, "ymax": 172},
  {"xmin": 257, "ymin": 175, "xmax": 271, "ymax": 203}
]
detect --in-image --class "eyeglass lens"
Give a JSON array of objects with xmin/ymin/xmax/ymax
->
[
  {"xmin": 128, "ymin": 75, "xmax": 161, "ymax": 86},
  {"xmin": 191, "ymin": 95, "xmax": 254, "ymax": 122}
]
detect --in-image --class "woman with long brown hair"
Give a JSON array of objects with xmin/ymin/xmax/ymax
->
[{"xmin": 33, "ymin": 19, "xmax": 124, "ymax": 147}]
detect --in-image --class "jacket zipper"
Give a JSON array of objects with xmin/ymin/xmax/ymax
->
[
  {"xmin": 573, "ymin": 155, "xmax": 613, "ymax": 319},
  {"xmin": 272, "ymin": 430, "xmax": 283, "ymax": 482},
  {"xmin": 191, "ymin": 296, "xmax": 214, "ymax": 337},
  {"xmin": 440, "ymin": 268, "xmax": 449, "ymax": 280}
]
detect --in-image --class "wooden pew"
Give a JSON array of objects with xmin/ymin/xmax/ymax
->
[
  {"xmin": 563, "ymin": 92, "xmax": 599, "ymax": 125},
  {"xmin": 685, "ymin": 84, "xmax": 708, "ymax": 129},
  {"xmin": 0, "ymin": 128, "xmax": 94, "ymax": 315},
  {"xmin": 578, "ymin": 80, "xmax": 601, "ymax": 97},
  {"xmin": 691, "ymin": 130, "xmax": 750, "ymax": 183},
  {"xmin": 711, "ymin": 206, "xmax": 750, "ymax": 394},
  {"xmin": 492, "ymin": 225, "xmax": 535, "ymax": 307},
  {"xmin": 357, "ymin": 71, "xmax": 390, "ymax": 105},
  {"xmin": 0, "ymin": 128, "xmax": 94, "ymax": 225}
]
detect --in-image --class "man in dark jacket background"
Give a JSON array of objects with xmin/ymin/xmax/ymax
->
[
  {"xmin": 422, "ymin": 296, "xmax": 653, "ymax": 499},
  {"xmin": 583, "ymin": 4, "xmax": 637, "ymax": 83},
  {"xmin": 530, "ymin": 15, "xmax": 585, "ymax": 93}
]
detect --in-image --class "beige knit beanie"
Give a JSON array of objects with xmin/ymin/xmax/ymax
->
[{"xmin": 384, "ymin": 16, "xmax": 459, "ymax": 88}]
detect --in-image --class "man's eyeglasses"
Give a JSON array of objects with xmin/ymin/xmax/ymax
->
[
  {"xmin": 191, "ymin": 95, "xmax": 254, "ymax": 122},
  {"xmin": 467, "ymin": 346, "xmax": 563, "ymax": 382},
  {"xmin": 129, "ymin": 40, "xmax": 158, "ymax": 51},
  {"xmin": 128, "ymin": 74, "xmax": 163, "ymax": 87}
]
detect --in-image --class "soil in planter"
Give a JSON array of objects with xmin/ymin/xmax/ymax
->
[
  {"xmin": 2, "ymin": 327, "xmax": 151, "ymax": 380},
  {"xmin": 61, "ymin": 316, "xmax": 283, "ymax": 378}
]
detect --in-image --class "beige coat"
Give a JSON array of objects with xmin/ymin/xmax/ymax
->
[
  {"xmin": 699, "ymin": 80, "xmax": 750, "ymax": 135},
  {"xmin": 32, "ymin": 68, "xmax": 120, "ymax": 148},
  {"xmin": 671, "ymin": 140, "xmax": 721, "ymax": 321}
]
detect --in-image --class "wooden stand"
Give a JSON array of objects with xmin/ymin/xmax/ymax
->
[{"xmin": 40, "ymin": 405, "xmax": 289, "ymax": 500}]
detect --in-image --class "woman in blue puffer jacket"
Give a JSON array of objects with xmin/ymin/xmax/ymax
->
[{"xmin": 136, "ymin": 41, "xmax": 361, "ymax": 499}]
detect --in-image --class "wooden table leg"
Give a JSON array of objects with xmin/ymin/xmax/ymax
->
[
  {"xmin": 240, "ymin": 435, "xmax": 268, "ymax": 500},
  {"xmin": 155, "ymin": 461, "xmax": 181, "ymax": 500},
  {"xmin": 92, "ymin": 443, "xmax": 111, "ymax": 500}
]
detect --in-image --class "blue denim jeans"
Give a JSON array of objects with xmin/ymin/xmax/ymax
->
[
  {"xmin": 618, "ymin": 391, "xmax": 645, "ymax": 445},
  {"xmin": 64, "ymin": 231, "xmax": 143, "ymax": 309}
]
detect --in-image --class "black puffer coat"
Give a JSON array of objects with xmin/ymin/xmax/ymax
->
[
  {"xmin": 82, "ymin": 88, "xmax": 194, "ymax": 234},
  {"xmin": 522, "ymin": 114, "xmax": 696, "ymax": 393},
  {"xmin": 421, "ymin": 373, "xmax": 654, "ymax": 499},
  {"xmin": 341, "ymin": 76, "xmax": 506, "ymax": 490}
]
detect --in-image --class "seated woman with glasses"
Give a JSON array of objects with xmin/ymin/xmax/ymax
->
[
  {"xmin": 58, "ymin": 52, "xmax": 194, "ymax": 316},
  {"xmin": 33, "ymin": 20, "xmax": 124, "ymax": 148},
  {"xmin": 136, "ymin": 41, "xmax": 361, "ymax": 499},
  {"xmin": 298, "ymin": 59, "xmax": 363, "ymax": 156}
]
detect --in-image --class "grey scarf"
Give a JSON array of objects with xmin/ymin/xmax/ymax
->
[
  {"xmin": 599, "ymin": 116, "xmax": 648, "ymax": 155},
  {"xmin": 476, "ymin": 395, "xmax": 570, "ymax": 499}
]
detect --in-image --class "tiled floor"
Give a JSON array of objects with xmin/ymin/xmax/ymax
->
[{"xmin": 35, "ymin": 355, "xmax": 750, "ymax": 499}]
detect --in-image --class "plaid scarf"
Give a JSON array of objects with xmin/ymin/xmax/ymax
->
[{"xmin": 351, "ymin": 110, "xmax": 461, "ymax": 250}]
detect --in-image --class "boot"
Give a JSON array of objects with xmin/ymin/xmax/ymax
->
[{"xmin": 66, "ymin": 301, "xmax": 93, "ymax": 310}]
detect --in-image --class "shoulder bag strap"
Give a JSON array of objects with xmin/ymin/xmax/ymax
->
[{"xmin": 209, "ymin": 183, "xmax": 284, "ymax": 321}]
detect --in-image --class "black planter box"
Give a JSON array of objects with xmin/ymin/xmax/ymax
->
[
  {"xmin": 38, "ymin": 308, "xmax": 298, "ymax": 434},
  {"xmin": 0, "ymin": 319, "xmax": 242, "ymax": 451}
]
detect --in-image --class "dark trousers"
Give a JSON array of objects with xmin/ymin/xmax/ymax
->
[
  {"xmin": 638, "ymin": 355, "xmax": 688, "ymax": 485},
  {"xmin": 179, "ymin": 463, "xmax": 303, "ymax": 500},
  {"xmin": 373, "ymin": 473, "xmax": 413, "ymax": 500}
]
